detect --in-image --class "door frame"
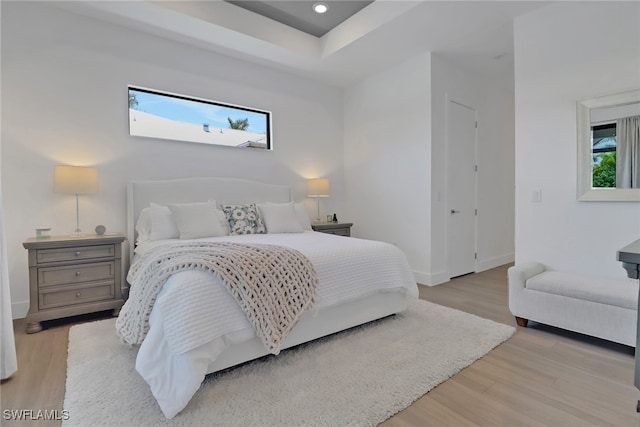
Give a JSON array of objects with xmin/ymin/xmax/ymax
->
[{"xmin": 445, "ymin": 95, "xmax": 478, "ymax": 279}]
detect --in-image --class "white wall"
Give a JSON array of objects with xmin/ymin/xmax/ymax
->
[
  {"xmin": 1, "ymin": 2, "xmax": 344, "ymax": 318},
  {"xmin": 514, "ymin": 1, "xmax": 640, "ymax": 278},
  {"xmin": 344, "ymin": 52, "xmax": 515, "ymax": 285},
  {"xmin": 343, "ymin": 53, "xmax": 432, "ymax": 284}
]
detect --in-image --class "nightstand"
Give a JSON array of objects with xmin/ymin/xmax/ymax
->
[
  {"xmin": 311, "ymin": 222, "xmax": 353, "ymax": 237},
  {"xmin": 22, "ymin": 233, "xmax": 126, "ymax": 333}
]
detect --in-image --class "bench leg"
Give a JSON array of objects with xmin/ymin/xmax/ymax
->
[{"xmin": 515, "ymin": 316, "xmax": 528, "ymax": 327}]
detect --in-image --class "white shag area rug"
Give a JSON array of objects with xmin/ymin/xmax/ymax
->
[{"xmin": 63, "ymin": 299, "xmax": 514, "ymax": 427}]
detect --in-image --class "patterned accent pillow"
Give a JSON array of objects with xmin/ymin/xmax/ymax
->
[{"xmin": 222, "ymin": 203, "xmax": 267, "ymax": 235}]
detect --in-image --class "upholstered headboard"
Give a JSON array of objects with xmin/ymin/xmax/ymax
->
[{"xmin": 126, "ymin": 176, "xmax": 291, "ymax": 264}]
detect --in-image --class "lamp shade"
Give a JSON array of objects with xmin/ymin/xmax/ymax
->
[
  {"xmin": 307, "ymin": 178, "xmax": 330, "ymax": 198},
  {"xmin": 53, "ymin": 166, "xmax": 98, "ymax": 194}
]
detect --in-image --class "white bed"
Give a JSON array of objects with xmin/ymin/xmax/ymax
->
[{"xmin": 121, "ymin": 177, "xmax": 419, "ymax": 418}]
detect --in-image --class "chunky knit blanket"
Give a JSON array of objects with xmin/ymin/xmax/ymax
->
[{"xmin": 116, "ymin": 241, "xmax": 318, "ymax": 354}]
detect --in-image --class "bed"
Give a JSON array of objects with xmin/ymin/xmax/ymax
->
[{"xmin": 118, "ymin": 177, "xmax": 419, "ymax": 418}]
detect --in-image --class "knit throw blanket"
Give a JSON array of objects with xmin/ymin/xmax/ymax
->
[{"xmin": 116, "ymin": 241, "xmax": 318, "ymax": 354}]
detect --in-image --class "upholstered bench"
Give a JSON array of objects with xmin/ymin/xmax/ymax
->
[{"xmin": 508, "ymin": 262, "xmax": 638, "ymax": 347}]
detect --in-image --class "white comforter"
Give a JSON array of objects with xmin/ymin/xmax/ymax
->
[{"xmin": 130, "ymin": 231, "xmax": 418, "ymax": 418}]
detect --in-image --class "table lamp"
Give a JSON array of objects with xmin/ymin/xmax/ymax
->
[
  {"xmin": 307, "ymin": 178, "xmax": 330, "ymax": 222},
  {"xmin": 53, "ymin": 165, "xmax": 98, "ymax": 235}
]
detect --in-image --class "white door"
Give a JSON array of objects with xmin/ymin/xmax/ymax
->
[{"xmin": 446, "ymin": 100, "xmax": 477, "ymax": 278}]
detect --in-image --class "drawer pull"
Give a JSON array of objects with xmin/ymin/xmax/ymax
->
[
  {"xmin": 75, "ymin": 251, "xmax": 81, "ymax": 256},
  {"xmin": 75, "ymin": 271, "xmax": 81, "ymax": 276},
  {"xmin": 76, "ymin": 292, "xmax": 81, "ymax": 298}
]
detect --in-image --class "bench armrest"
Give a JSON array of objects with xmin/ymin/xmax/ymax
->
[
  {"xmin": 508, "ymin": 262, "xmax": 546, "ymax": 318},
  {"xmin": 508, "ymin": 262, "xmax": 546, "ymax": 290}
]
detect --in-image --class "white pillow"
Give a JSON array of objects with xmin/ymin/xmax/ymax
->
[
  {"xmin": 257, "ymin": 202, "xmax": 304, "ymax": 233},
  {"xmin": 208, "ymin": 199, "xmax": 232, "ymax": 235},
  {"xmin": 262, "ymin": 202, "xmax": 312, "ymax": 231},
  {"xmin": 215, "ymin": 209, "xmax": 231, "ymax": 235},
  {"xmin": 149, "ymin": 203, "xmax": 180, "ymax": 241},
  {"xmin": 293, "ymin": 203, "xmax": 312, "ymax": 231},
  {"xmin": 168, "ymin": 201, "xmax": 228, "ymax": 239},
  {"xmin": 135, "ymin": 207, "xmax": 151, "ymax": 243}
]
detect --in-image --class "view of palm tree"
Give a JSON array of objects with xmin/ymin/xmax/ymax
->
[
  {"xmin": 228, "ymin": 117, "xmax": 249, "ymax": 130},
  {"xmin": 129, "ymin": 93, "xmax": 138, "ymax": 108}
]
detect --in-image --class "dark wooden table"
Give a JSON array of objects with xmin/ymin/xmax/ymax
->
[{"xmin": 617, "ymin": 238, "xmax": 640, "ymax": 412}]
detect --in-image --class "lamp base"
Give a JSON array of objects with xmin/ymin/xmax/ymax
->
[{"xmin": 73, "ymin": 194, "xmax": 83, "ymax": 236}]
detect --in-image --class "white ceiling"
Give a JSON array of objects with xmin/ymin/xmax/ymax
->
[{"xmin": 53, "ymin": 1, "xmax": 550, "ymax": 88}]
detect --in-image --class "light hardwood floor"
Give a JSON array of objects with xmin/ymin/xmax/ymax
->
[{"xmin": 1, "ymin": 264, "xmax": 637, "ymax": 426}]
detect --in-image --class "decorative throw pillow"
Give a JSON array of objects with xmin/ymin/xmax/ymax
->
[
  {"xmin": 257, "ymin": 202, "xmax": 304, "ymax": 233},
  {"xmin": 168, "ymin": 201, "xmax": 228, "ymax": 239},
  {"xmin": 222, "ymin": 203, "xmax": 266, "ymax": 235},
  {"xmin": 149, "ymin": 203, "xmax": 180, "ymax": 241}
]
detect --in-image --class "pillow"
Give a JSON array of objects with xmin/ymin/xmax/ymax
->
[
  {"xmin": 207, "ymin": 199, "xmax": 232, "ymax": 235},
  {"xmin": 149, "ymin": 203, "xmax": 180, "ymax": 241},
  {"xmin": 168, "ymin": 201, "xmax": 228, "ymax": 239},
  {"xmin": 221, "ymin": 203, "xmax": 266, "ymax": 235},
  {"xmin": 135, "ymin": 207, "xmax": 151, "ymax": 243},
  {"xmin": 257, "ymin": 202, "xmax": 304, "ymax": 233},
  {"xmin": 215, "ymin": 209, "xmax": 231, "ymax": 235},
  {"xmin": 293, "ymin": 203, "xmax": 312, "ymax": 231}
]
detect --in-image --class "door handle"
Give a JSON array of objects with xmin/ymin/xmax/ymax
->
[{"xmin": 450, "ymin": 209, "xmax": 460, "ymax": 214}]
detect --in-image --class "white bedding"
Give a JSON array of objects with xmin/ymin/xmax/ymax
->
[{"xmin": 130, "ymin": 231, "xmax": 418, "ymax": 418}]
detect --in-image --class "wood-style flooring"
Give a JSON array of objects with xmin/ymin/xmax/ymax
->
[{"xmin": 1, "ymin": 264, "xmax": 638, "ymax": 426}]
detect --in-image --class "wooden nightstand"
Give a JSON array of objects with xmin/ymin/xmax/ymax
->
[
  {"xmin": 22, "ymin": 233, "xmax": 126, "ymax": 333},
  {"xmin": 311, "ymin": 222, "xmax": 353, "ymax": 237}
]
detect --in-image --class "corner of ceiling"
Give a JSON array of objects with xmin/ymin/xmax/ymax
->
[{"xmin": 319, "ymin": 0, "xmax": 422, "ymax": 58}]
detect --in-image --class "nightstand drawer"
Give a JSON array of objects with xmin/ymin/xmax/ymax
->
[
  {"xmin": 311, "ymin": 222, "xmax": 353, "ymax": 237},
  {"xmin": 38, "ymin": 261, "xmax": 115, "ymax": 287},
  {"xmin": 323, "ymin": 228, "xmax": 350, "ymax": 236},
  {"xmin": 36, "ymin": 244, "xmax": 115, "ymax": 264},
  {"xmin": 39, "ymin": 280, "xmax": 115, "ymax": 310}
]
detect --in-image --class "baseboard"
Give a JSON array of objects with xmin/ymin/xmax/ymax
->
[
  {"xmin": 476, "ymin": 253, "xmax": 515, "ymax": 273},
  {"xmin": 414, "ymin": 270, "xmax": 450, "ymax": 287},
  {"xmin": 12, "ymin": 301, "xmax": 29, "ymax": 320}
]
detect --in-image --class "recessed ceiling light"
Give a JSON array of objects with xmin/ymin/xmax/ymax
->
[{"xmin": 313, "ymin": 2, "xmax": 328, "ymax": 14}]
